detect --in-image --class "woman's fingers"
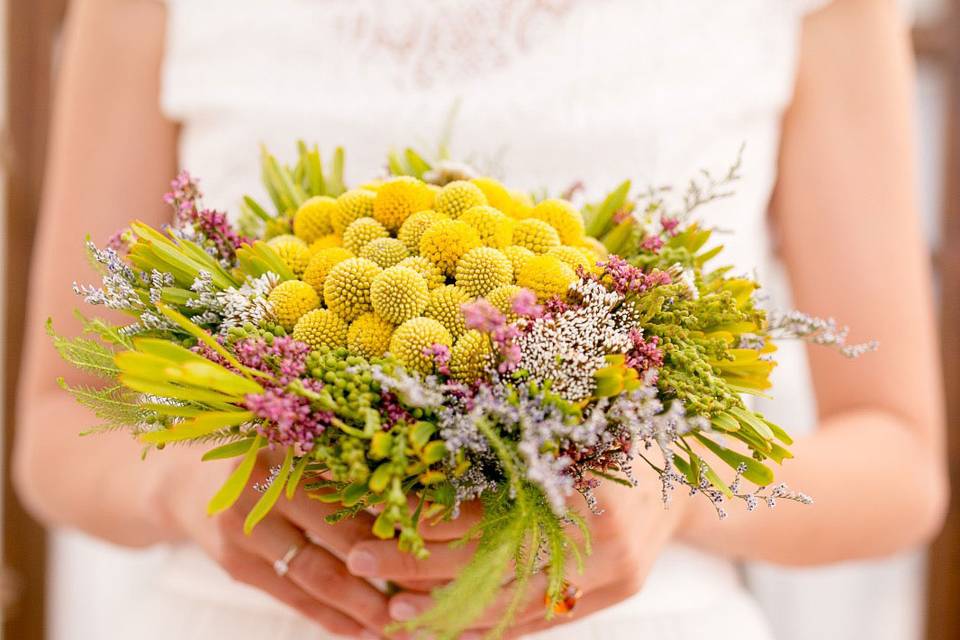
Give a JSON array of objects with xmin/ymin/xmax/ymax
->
[
  {"xmin": 347, "ymin": 537, "xmax": 478, "ymax": 581},
  {"xmin": 417, "ymin": 499, "xmax": 484, "ymax": 541},
  {"xmin": 219, "ymin": 549, "xmax": 369, "ymax": 638},
  {"xmin": 227, "ymin": 506, "xmax": 393, "ymax": 636},
  {"xmin": 501, "ymin": 582, "xmax": 638, "ymax": 639},
  {"xmin": 276, "ymin": 488, "xmax": 378, "ymax": 560}
]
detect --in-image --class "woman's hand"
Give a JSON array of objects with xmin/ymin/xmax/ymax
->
[
  {"xmin": 345, "ymin": 480, "xmax": 687, "ymax": 638},
  {"xmin": 164, "ymin": 452, "xmax": 392, "ymax": 639}
]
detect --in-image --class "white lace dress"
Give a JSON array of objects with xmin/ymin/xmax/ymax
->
[{"xmin": 51, "ymin": 1, "xmax": 829, "ymax": 638}]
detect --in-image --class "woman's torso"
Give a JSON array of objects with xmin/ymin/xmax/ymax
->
[{"xmin": 60, "ymin": 2, "xmax": 824, "ymax": 638}]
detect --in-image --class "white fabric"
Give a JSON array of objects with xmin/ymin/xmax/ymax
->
[{"xmin": 57, "ymin": 1, "xmax": 830, "ymax": 638}]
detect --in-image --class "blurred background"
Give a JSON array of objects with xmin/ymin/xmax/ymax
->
[{"xmin": 0, "ymin": 1, "xmax": 957, "ymax": 639}]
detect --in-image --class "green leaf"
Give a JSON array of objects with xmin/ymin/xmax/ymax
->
[
  {"xmin": 728, "ymin": 406, "xmax": 775, "ymax": 441},
  {"xmin": 420, "ymin": 441, "xmax": 447, "ymax": 465},
  {"xmin": 409, "ymin": 421, "xmax": 435, "ymax": 451},
  {"xmin": 585, "ymin": 180, "xmax": 631, "ymax": 238},
  {"xmin": 154, "ymin": 304, "xmax": 251, "ymax": 375},
  {"xmin": 692, "ymin": 433, "xmax": 775, "ymax": 486},
  {"xmin": 285, "ymin": 455, "xmax": 309, "ymax": 500},
  {"xmin": 244, "ymin": 446, "xmax": 294, "ymax": 533},
  {"xmin": 341, "ymin": 482, "xmax": 368, "ymax": 507},
  {"xmin": 208, "ymin": 435, "xmax": 263, "ymax": 515},
  {"xmin": 202, "ymin": 437, "xmax": 261, "ymax": 461},
  {"xmin": 48, "ymin": 319, "xmax": 119, "ymax": 378},
  {"xmin": 140, "ymin": 411, "xmax": 254, "ymax": 444},
  {"xmin": 242, "ymin": 196, "xmax": 273, "ymax": 222},
  {"xmin": 372, "ymin": 511, "xmax": 396, "ymax": 539},
  {"xmin": 368, "ymin": 463, "xmax": 393, "ymax": 493}
]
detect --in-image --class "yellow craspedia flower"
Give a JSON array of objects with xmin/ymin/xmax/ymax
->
[
  {"xmin": 399, "ymin": 256, "xmax": 445, "ymax": 290},
  {"xmin": 424, "ymin": 285, "xmax": 470, "ymax": 339},
  {"xmin": 347, "ymin": 313, "xmax": 395, "ymax": 359},
  {"xmin": 397, "ymin": 209, "xmax": 448, "ymax": 254},
  {"xmin": 577, "ymin": 236, "xmax": 609, "ymax": 261},
  {"xmin": 529, "ymin": 198, "xmax": 585, "ymax": 244},
  {"xmin": 501, "ymin": 245, "xmax": 535, "ymax": 275},
  {"xmin": 293, "ymin": 196, "xmax": 337, "ymax": 243},
  {"xmin": 459, "ymin": 206, "xmax": 514, "ymax": 249},
  {"xmin": 434, "ymin": 180, "xmax": 487, "ymax": 219},
  {"xmin": 370, "ymin": 266, "xmax": 429, "ymax": 324},
  {"xmin": 266, "ymin": 234, "xmax": 311, "ymax": 277},
  {"xmin": 343, "ymin": 217, "xmax": 389, "ymax": 255},
  {"xmin": 547, "ymin": 245, "xmax": 591, "ymax": 272},
  {"xmin": 510, "ymin": 190, "xmax": 535, "ymax": 218},
  {"xmin": 268, "ymin": 279, "xmax": 320, "ymax": 330},
  {"xmin": 455, "ymin": 247, "xmax": 513, "ymax": 298},
  {"xmin": 373, "ymin": 176, "xmax": 434, "ymax": 232},
  {"xmin": 323, "ymin": 257, "xmax": 382, "ymax": 321},
  {"xmin": 389, "ymin": 317, "xmax": 453, "ymax": 376},
  {"xmin": 292, "ymin": 309, "xmax": 348, "ymax": 351},
  {"xmin": 302, "ymin": 246, "xmax": 354, "ymax": 297},
  {"xmin": 419, "ymin": 219, "xmax": 482, "ymax": 277},
  {"xmin": 515, "ymin": 254, "xmax": 577, "ymax": 301},
  {"xmin": 359, "ymin": 237, "xmax": 410, "ymax": 268},
  {"xmin": 308, "ymin": 234, "xmax": 342, "ymax": 254},
  {"xmin": 333, "ymin": 189, "xmax": 376, "ymax": 235},
  {"xmin": 470, "ymin": 176, "xmax": 514, "ymax": 215},
  {"xmin": 511, "ymin": 218, "xmax": 561, "ymax": 254},
  {"xmin": 450, "ymin": 330, "xmax": 494, "ymax": 383},
  {"xmin": 485, "ymin": 284, "xmax": 524, "ymax": 320}
]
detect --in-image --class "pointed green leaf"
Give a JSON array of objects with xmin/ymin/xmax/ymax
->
[
  {"xmin": 207, "ymin": 435, "xmax": 263, "ymax": 515},
  {"xmin": 244, "ymin": 446, "xmax": 294, "ymax": 533}
]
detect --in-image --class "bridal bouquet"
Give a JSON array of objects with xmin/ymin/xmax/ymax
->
[{"xmin": 51, "ymin": 143, "xmax": 872, "ymax": 638}]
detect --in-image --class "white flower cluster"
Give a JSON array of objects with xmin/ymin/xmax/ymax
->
[{"xmin": 514, "ymin": 279, "xmax": 635, "ymax": 402}]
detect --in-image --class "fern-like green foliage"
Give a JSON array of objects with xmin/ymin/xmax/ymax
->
[
  {"xmin": 59, "ymin": 380, "xmax": 146, "ymax": 430},
  {"xmin": 47, "ymin": 319, "xmax": 120, "ymax": 379}
]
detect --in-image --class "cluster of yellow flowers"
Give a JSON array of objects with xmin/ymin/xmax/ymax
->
[{"xmin": 265, "ymin": 176, "xmax": 607, "ymax": 380}]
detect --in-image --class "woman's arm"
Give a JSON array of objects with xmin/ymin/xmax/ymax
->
[
  {"xmin": 12, "ymin": 0, "xmax": 191, "ymax": 546},
  {"xmin": 680, "ymin": 0, "xmax": 948, "ymax": 564}
]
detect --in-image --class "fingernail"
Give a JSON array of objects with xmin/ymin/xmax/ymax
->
[
  {"xmin": 389, "ymin": 600, "xmax": 419, "ymax": 621},
  {"xmin": 347, "ymin": 550, "xmax": 377, "ymax": 576}
]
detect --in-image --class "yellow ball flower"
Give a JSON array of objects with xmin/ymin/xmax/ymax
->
[
  {"xmin": 547, "ymin": 245, "xmax": 591, "ymax": 272},
  {"xmin": 501, "ymin": 245, "xmax": 535, "ymax": 276},
  {"xmin": 485, "ymin": 284, "xmax": 524, "ymax": 320},
  {"xmin": 308, "ymin": 234, "xmax": 342, "ymax": 254},
  {"xmin": 455, "ymin": 247, "xmax": 513, "ymax": 298},
  {"xmin": 459, "ymin": 206, "xmax": 514, "ymax": 249},
  {"xmin": 470, "ymin": 177, "xmax": 514, "ymax": 215},
  {"xmin": 450, "ymin": 330, "xmax": 494, "ymax": 383},
  {"xmin": 424, "ymin": 285, "xmax": 470, "ymax": 339},
  {"xmin": 398, "ymin": 256, "xmax": 445, "ymax": 290},
  {"xmin": 389, "ymin": 317, "xmax": 453, "ymax": 376},
  {"xmin": 515, "ymin": 254, "xmax": 577, "ymax": 301},
  {"xmin": 511, "ymin": 218, "xmax": 561, "ymax": 254},
  {"xmin": 347, "ymin": 312, "xmax": 395, "ymax": 359},
  {"xmin": 268, "ymin": 279, "xmax": 320, "ymax": 330},
  {"xmin": 333, "ymin": 189, "xmax": 376, "ymax": 235},
  {"xmin": 577, "ymin": 236, "xmax": 609, "ymax": 261},
  {"xmin": 509, "ymin": 190, "xmax": 534, "ymax": 218},
  {"xmin": 359, "ymin": 237, "xmax": 410, "ymax": 268},
  {"xmin": 434, "ymin": 180, "xmax": 487, "ymax": 219},
  {"xmin": 292, "ymin": 309, "xmax": 348, "ymax": 351},
  {"xmin": 373, "ymin": 176, "xmax": 434, "ymax": 232},
  {"xmin": 266, "ymin": 235, "xmax": 312, "ymax": 277},
  {"xmin": 529, "ymin": 198, "xmax": 585, "ymax": 244},
  {"xmin": 302, "ymin": 247, "xmax": 354, "ymax": 297},
  {"xmin": 370, "ymin": 266, "xmax": 429, "ymax": 324},
  {"xmin": 419, "ymin": 219, "xmax": 482, "ymax": 277},
  {"xmin": 293, "ymin": 196, "xmax": 337, "ymax": 243},
  {"xmin": 323, "ymin": 257, "xmax": 382, "ymax": 321},
  {"xmin": 397, "ymin": 209, "xmax": 448, "ymax": 254},
  {"xmin": 343, "ymin": 217, "xmax": 389, "ymax": 255}
]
